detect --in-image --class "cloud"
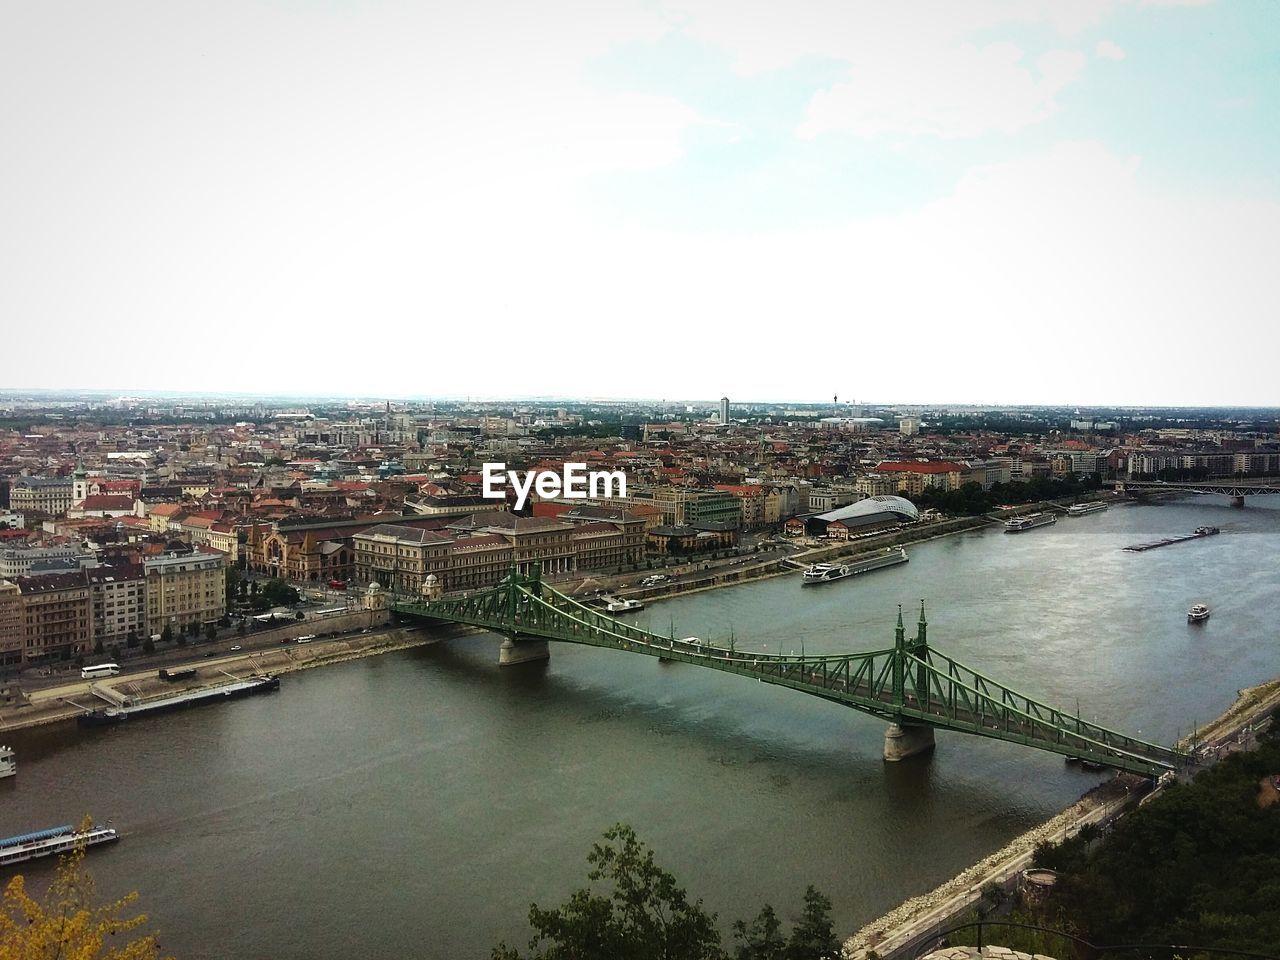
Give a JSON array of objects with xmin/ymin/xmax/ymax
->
[
  {"xmin": 797, "ymin": 44, "xmax": 1087, "ymax": 139},
  {"xmin": 1095, "ymin": 39, "xmax": 1127, "ymax": 61}
]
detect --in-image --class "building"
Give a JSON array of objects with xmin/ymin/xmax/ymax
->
[
  {"xmin": 719, "ymin": 396, "xmax": 730, "ymax": 424},
  {"xmin": 143, "ymin": 548, "xmax": 226, "ymax": 634},
  {"xmin": 803, "ymin": 495, "xmax": 920, "ymax": 538},
  {"xmin": 0, "ymin": 580, "xmax": 22, "ymax": 667},
  {"xmin": 87, "ymin": 565, "xmax": 146, "ymax": 649},
  {"xmin": 900, "ymin": 417, "xmax": 920, "ymax": 437},
  {"xmin": 17, "ymin": 571, "xmax": 91, "ymax": 664},
  {"xmin": 875, "ymin": 461, "xmax": 965, "ymax": 496},
  {"xmin": 353, "ymin": 524, "xmax": 452, "ymax": 594},
  {"xmin": 9, "ymin": 477, "xmax": 74, "ymax": 517},
  {"xmin": 646, "ymin": 524, "xmax": 737, "ymax": 554},
  {"xmin": 0, "ymin": 545, "xmax": 85, "ymax": 579}
]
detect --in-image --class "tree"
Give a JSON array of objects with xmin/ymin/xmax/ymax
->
[
  {"xmin": 142, "ymin": 636, "xmax": 155, "ymax": 655},
  {"xmin": 733, "ymin": 904, "xmax": 786, "ymax": 960},
  {"xmin": 492, "ymin": 823, "xmax": 724, "ymax": 960},
  {"xmin": 126, "ymin": 629, "xmax": 139, "ymax": 650},
  {"xmin": 93, "ymin": 639, "xmax": 105, "ymax": 656},
  {"xmin": 204, "ymin": 623, "xmax": 218, "ymax": 643},
  {"xmin": 186, "ymin": 622, "xmax": 199, "ymax": 638},
  {"xmin": 159, "ymin": 625, "xmax": 173, "ymax": 644},
  {"xmin": 784, "ymin": 887, "xmax": 840, "ymax": 960},
  {"xmin": 0, "ymin": 820, "xmax": 163, "ymax": 959}
]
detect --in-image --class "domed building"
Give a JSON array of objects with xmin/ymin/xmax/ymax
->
[{"xmin": 800, "ymin": 495, "xmax": 919, "ymax": 539}]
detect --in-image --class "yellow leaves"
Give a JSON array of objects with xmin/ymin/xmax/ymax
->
[{"xmin": 0, "ymin": 817, "xmax": 167, "ymax": 960}]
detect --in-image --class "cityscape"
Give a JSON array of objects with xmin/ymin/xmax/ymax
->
[
  {"xmin": 3, "ymin": 0, "xmax": 1279, "ymax": 958},
  {"xmin": 1, "ymin": 390, "xmax": 1279, "ymax": 959}
]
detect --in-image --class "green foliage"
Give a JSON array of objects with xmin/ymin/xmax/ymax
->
[
  {"xmin": 159, "ymin": 625, "xmax": 173, "ymax": 644},
  {"xmin": 248, "ymin": 578, "xmax": 300, "ymax": 612},
  {"xmin": 1037, "ymin": 735, "xmax": 1280, "ymax": 954},
  {"xmin": 204, "ymin": 623, "xmax": 218, "ymax": 642},
  {"xmin": 493, "ymin": 823, "xmax": 722, "ymax": 960},
  {"xmin": 914, "ymin": 475, "xmax": 1101, "ymax": 517},
  {"xmin": 494, "ymin": 826, "xmax": 842, "ymax": 960},
  {"xmin": 142, "ymin": 636, "xmax": 155, "ymax": 655}
]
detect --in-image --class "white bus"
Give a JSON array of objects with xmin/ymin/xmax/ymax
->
[{"xmin": 81, "ymin": 663, "xmax": 120, "ymax": 680}]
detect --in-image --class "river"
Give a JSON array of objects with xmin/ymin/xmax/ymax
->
[{"xmin": 2, "ymin": 496, "xmax": 1277, "ymax": 959}]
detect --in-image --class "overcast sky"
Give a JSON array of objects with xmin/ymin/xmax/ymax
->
[{"xmin": 1, "ymin": 1, "xmax": 1276, "ymax": 406}]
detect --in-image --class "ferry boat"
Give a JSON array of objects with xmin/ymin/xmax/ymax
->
[
  {"xmin": 0, "ymin": 823, "xmax": 119, "ymax": 867},
  {"xmin": 0, "ymin": 745, "xmax": 14, "ymax": 780},
  {"xmin": 802, "ymin": 547, "xmax": 908, "ymax": 585},
  {"xmin": 606, "ymin": 598, "xmax": 644, "ymax": 613},
  {"xmin": 1066, "ymin": 502, "xmax": 1109, "ymax": 517},
  {"xmin": 1187, "ymin": 603, "xmax": 1211, "ymax": 623},
  {"xmin": 1003, "ymin": 512, "xmax": 1057, "ymax": 533}
]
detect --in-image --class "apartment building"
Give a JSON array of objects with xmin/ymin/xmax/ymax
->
[
  {"xmin": 87, "ymin": 564, "xmax": 146, "ymax": 648},
  {"xmin": 0, "ymin": 580, "xmax": 22, "ymax": 667},
  {"xmin": 9, "ymin": 477, "xmax": 74, "ymax": 517},
  {"xmin": 143, "ymin": 548, "xmax": 226, "ymax": 634},
  {"xmin": 17, "ymin": 571, "xmax": 91, "ymax": 664}
]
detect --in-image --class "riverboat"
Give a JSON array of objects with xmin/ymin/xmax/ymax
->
[
  {"xmin": 802, "ymin": 547, "xmax": 908, "ymax": 585},
  {"xmin": 78, "ymin": 674, "xmax": 280, "ymax": 726},
  {"xmin": 606, "ymin": 598, "xmax": 644, "ymax": 613},
  {"xmin": 0, "ymin": 823, "xmax": 119, "ymax": 867},
  {"xmin": 1003, "ymin": 512, "xmax": 1057, "ymax": 533},
  {"xmin": 1066, "ymin": 502, "xmax": 1109, "ymax": 517},
  {"xmin": 1187, "ymin": 603, "xmax": 1211, "ymax": 623},
  {"xmin": 0, "ymin": 745, "xmax": 14, "ymax": 780}
]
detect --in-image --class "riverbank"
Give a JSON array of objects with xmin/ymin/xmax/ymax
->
[
  {"xmin": 844, "ymin": 665, "xmax": 1280, "ymax": 960},
  {"xmin": 0, "ymin": 626, "xmax": 440, "ymax": 732}
]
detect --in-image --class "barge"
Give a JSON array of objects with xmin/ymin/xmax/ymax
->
[
  {"xmin": 1123, "ymin": 526, "xmax": 1219, "ymax": 553},
  {"xmin": 78, "ymin": 674, "xmax": 280, "ymax": 726}
]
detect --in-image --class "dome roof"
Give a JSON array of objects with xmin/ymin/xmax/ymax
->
[{"xmin": 817, "ymin": 495, "xmax": 919, "ymax": 524}]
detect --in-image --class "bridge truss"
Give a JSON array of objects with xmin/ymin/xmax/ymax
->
[{"xmin": 393, "ymin": 568, "xmax": 1185, "ymax": 777}]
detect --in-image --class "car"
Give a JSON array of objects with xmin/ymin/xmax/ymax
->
[{"xmin": 230, "ymin": 645, "xmax": 242, "ymax": 651}]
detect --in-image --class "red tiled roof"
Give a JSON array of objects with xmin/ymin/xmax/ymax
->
[{"xmin": 876, "ymin": 461, "xmax": 964, "ymax": 474}]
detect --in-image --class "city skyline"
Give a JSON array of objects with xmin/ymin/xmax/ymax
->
[{"xmin": 2, "ymin": 1, "xmax": 1277, "ymax": 405}]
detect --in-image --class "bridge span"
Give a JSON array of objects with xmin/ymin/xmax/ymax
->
[
  {"xmin": 392, "ymin": 567, "xmax": 1185, "ymax": 778},
  {"xmin": 1117, "ymin": 478, "xmax": 1280, "ymax": 507}
]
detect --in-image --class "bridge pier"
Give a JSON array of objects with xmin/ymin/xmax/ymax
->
[
  {"xmin": 1230, "ymin": 496, "xmax": 1245, "ymax": 508},
  {"xmin": 499, "ymin": 634, "xmax": 550, "ymax": 666},
  {"xmin": 883, "ymin": 722, "xmax": 936, "ymax": 762}
]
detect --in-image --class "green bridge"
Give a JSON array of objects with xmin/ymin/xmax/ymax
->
[{"xmin": 392, "ymin": 567, "xmax": 1185, "ymax": 777}]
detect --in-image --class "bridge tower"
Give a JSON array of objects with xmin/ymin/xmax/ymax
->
[
  {"xmin": 498, "ymin": 563, "xmax": 551, "ymax": 666},
  {"xmin": 883, "ymin": 602, "xmax": 936, "ymax": 762}
]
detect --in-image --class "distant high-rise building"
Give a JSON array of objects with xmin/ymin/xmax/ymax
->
[
  {"xmin": 719, "ymin": 396, "xmax": 730, "ymax": 424},
  {"xmin": 900, "ymin": 417, "xmax": 920, "ymax": 437}
]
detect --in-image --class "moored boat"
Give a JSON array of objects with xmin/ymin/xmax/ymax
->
[
  {"xmin": 1066, "ymin": 502, "xmax": 1108, "ymax": 517},
  {"xmin": 0, "ymin": 745, "xmax": 14, "ymax": 780},
  {"xmin": 1187, "ymin": 603, "xmax": 1210, "ymax": 623},
  {"xmin": 78, "ymin": 674, "xmax": 280, "ymax": 726},
  {"xmin": 1004, "ymin": 512, "xmax": 1057, "ymax": 532},
  {"xmin": 606, "ymin": 598, "xmax": 644, "ymax": 613},
  {"xmin": 801, "ymin": 547, "xmax": 909, "ymax": 585}
]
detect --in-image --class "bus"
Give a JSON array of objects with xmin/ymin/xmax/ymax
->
[{"xmin": 81, "ymin": 663, "xmax": 120, "ymax": 680}]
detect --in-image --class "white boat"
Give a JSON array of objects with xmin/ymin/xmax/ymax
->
[
  {"xmin": 0, "ymin": 745, "xmax": 14, "ymax": 780},
  {"xmin": 802, "ymin": 547, "xmax": 909, "ymax": 584},
  {"xmin": 0, "ymin": 823, "xmax": 120, "ymax": 867},
  {"xmin": 606, "ymin": 598, "xmax": 644, "ymax": 613},
  {"xmin": 1067, "ymin": 502, "xmax": 1108, "ymax": 517},
  {"xmin": 1004, "ymin": 512, "xmax": 1057, "ymax": 533},
  {"xmin": 1187, "ymin": 603, "xmax": 1210, "ymax": 623}
]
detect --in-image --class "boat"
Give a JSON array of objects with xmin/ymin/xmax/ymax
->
[
  {"xmin": 606, "ymin": 598, "xmax": 644, "ymax": 613},
  {"xmin": 1187, "ymin": 603, "xmax": 1211, "ymax": 623},
  {"xmin": 1003, "ymin": 512, "xmax": 1057, "ymax": 533},
  {"xmin": 0, "ymin": 745, "xmax": 14, "ymax": 780},
  {"xmin": 802, "ymin": 547, "xmax": 909, "ymax": 585},
  {"xmin": 1124, "ymin": 526, "xmax": 1220, "ymax": 552},
  {"xmin": 78, "ymin": 674, "xmax": 280, "ymax": 726},
  {"xmin": 1067, "ymin": 502, "xmax": 1109, "ymax": 517},
  {"xmin": 0, "ymin": 823, "xmax": 119, "ymax": 867}
]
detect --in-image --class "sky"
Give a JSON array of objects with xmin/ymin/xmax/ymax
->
[{"xmin": 1, "ymin": 0, "xmax": 1277, "ymax": 406}]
